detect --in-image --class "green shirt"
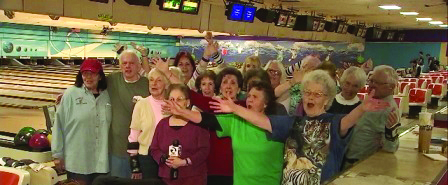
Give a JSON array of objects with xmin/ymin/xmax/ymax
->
[
  {"xmin": 215, "ymin": 114, "xmax": 284, "ymax": 185},
  {"xmin": 107, "ymin": 72, "xmax": 149, "ymax": 157}
]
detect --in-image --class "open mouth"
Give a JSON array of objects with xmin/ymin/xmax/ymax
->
[
  {"xmin": 306, "ymin": 103, "xmax": 315, "ymax": 109},
  {"xmin": 247, "ymin": 105, "xmax": 253, "ymax": 109}
]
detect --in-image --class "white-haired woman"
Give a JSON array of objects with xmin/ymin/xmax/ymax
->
[
  {"xmin": 209, "ymin": 70, "xmax": 389, "ymax": 184},
  {"xmin": 328, "ymin": 66, "xmax": 367, "ymax": 114},
  {"xmin": 274, "ymin": 56, "xmax": 322, "ymax": 115},
  {"xmin": 127, "ymin": 67, "xmax": 183, "ymax": 179}
]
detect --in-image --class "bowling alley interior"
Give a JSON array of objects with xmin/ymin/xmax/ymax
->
[{"xmin": 0, "ymin": 0, "xmax": 447, "ymax": 185}]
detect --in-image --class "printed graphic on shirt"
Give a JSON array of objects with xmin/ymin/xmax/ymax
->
[
  {"xmin": 75, "ymin": 97, "xmax": 87, "ymax": 105},
  {"xmin": 282, "ymin": 118, "xmax": 331, "ymax": 185}
]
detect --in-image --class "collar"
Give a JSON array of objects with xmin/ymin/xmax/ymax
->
[
  {"xmin": 123, "ymin": 74, "xmax": 141, "ymax": 83},
  {"xmin": 82, "ymin": 85, "xmax": 101, "ymax": 95},
  {"xmin": 335, "ymin": 93, "xmax": 360, "ymax": 105}
]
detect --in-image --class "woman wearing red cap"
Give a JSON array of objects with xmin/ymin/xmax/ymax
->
[{"xmin": 52, "ymin": 59, "xmax": 111, "ymax": 185}]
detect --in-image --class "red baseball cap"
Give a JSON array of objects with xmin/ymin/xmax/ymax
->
[{"xmin": 80, "ymin": 59, "xmax": 103, "ymax": 73}]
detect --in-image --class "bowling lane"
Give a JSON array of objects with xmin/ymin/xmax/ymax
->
[
  {"xmin": 0, "ymin": 107, "xmax": 46, "ymax": 134},
  {"xmin": 0, "ymin": 97, "xmax": 53, "ymax": 109},
  {"xmin": 0, "ymin": 72, "xmax": 75, "ymax": 82},
  {"xmin": 0, "ymin": 89, "xmax": 57, "ymax": 102},
  {"xmin": 0, "ymin": 84, "xmax": 64, "ymax": 95},
  {"xmin": 0, "ymin": 76, "xmax": 74, "ymax": 85},
  {"xmin": 0, "ymin": 79, "xmax": 70, "ymax": 89}
]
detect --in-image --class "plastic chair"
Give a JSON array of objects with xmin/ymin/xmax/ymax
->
[{"xmin": 0, "ymin": 166, "xmax": 30, "ymax": 185}]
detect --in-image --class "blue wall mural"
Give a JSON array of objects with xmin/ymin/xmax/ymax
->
[
  {"xmin": 179, "ymin": 38, "xmax": 366, "ymax": 68},
  {"xmin": 364, "ymin": 42, "xmax": 442, "ymax": 70},
  {"xmin": 0, "ymin": 22, "xmax": 179, "ymax": 58}
]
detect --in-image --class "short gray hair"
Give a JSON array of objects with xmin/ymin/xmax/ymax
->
[
  {"xmin": 340, "ymin": 66, "xmax": 368, "ymax": 87},
  {"xmin": 264, "ymin": 60, "xmax": 287, "ymax": 84},
  {"xmin": 118, "ymin": 50, "xmax": 142, "ymax": 65},
  {"xmin": 373, "ymin": 65, "xmax": 399, "ymax": 85},
  {"xmin": 302, "ymin": 70, "xmax": 337, "ymax": 110}
]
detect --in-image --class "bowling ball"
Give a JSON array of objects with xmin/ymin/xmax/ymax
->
[
  {"xmin": 29, "ymin": 134, "xmax": 50, "ymax": 149},
  {"xmin": 14, "ymin": 131, "xmax": 34, "ymax": 146},
  {"xmin": 36, "ymin": 129, "xmax": 49, "ymax": 136},
  {"xmin": 2, "ymin": 41, "xmax": 13, "ymax": 53},
  {"xmin": 18, "ymin": 127, "xmax": 36, "ymax": 135}
]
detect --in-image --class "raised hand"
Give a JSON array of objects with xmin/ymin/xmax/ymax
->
[
  {"xmin": 386, "ymin": 108, "xmax": 398, "ymax": 129},
  {"xmin": 292, "ymin": 68, "xmax": 305, "ymax": 84},
  {"xmin": 209, "ymin": 97, "xmax": 236, "ymax": 113},
  {"xmin": 152, "ymin": 57, "xmax": 169, "ymax": 74},
  {"xmin": 113, "ymin": 42, "xmax": 127, "ymax": 53},
  {"xmin": 162, "ymin": 100, "xmax": 184, "ymax": 116},
  {"xmin": 131, "ymin": 172, "xmax": 142, "ymax": 179},
  {"xmin": 130, "ymin": 42, "xmax": 149, "ymax": 57},
  {"xmin": 361, "ymin": 89, "xmax": 390, "ymax": 112}
]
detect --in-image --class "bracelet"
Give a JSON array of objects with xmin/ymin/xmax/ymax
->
[{"xmin": 202, "ymin": 57, "xmax": 210, "ymax": 62}]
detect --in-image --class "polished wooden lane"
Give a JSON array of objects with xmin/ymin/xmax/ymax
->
[{"xmin": 0, "ymin": 107, "xmax": 47, "ymax": 133}]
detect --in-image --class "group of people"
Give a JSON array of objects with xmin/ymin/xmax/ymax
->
[
  {"xmin": 52, "ymin": 37, "xmax": 401, "ymax": 185},
  {"xmin": 410, "ymin": 51, "xmax": 441, "ymax": 77}
]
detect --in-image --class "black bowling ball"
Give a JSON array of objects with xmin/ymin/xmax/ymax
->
[{"xmin": 36, "ymin": 129, "xmax": 49, "ymax": 136}]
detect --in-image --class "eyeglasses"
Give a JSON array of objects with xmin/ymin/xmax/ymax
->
[
  {"xmin": 302, "ymin": 90, "xmax": 327, "ymax": 98},
  {"xmin": 169, "ymin": 97, "xmax": 187, "ymax": 103},
  {"xmin": 267, "ymin": 69, "xmax": 281, "ymax": 76}
]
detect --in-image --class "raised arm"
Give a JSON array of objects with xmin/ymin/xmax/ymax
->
[
  {"xmin": 210, "ymin": 98, "xmax": 273, "ymax": 132},
  {"xmin": 340, "ymin": 90, "xmax": 390, "ymax": 136}
]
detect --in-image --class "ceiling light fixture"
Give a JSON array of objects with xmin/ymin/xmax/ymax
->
[
  {"xmin": 416, "ymin": 18, "xmax": 432, "ymax": 21},
  {"xmin": 439, "ymin": 25, "xmax": 448, "ymax": 27},
  {"xmin": 400, "ymin": 12, "xmax": 419, "ymax": 15},
  {"xmin": 379, "ymin": 5, "xmax": 402, "ymax": 10},
  {"xmin": 429, "ymin": 21, "xmax": 443, "ymax": 25}
]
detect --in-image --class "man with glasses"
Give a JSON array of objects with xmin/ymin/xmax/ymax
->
[{"xmin": 343, "ymin": 65, "xmax": 400, "ymax": 169}]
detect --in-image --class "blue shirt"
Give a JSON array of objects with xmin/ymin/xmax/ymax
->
[
  {"xmin": 52, "ymin": 86, "xmax": 111, "ymax": 174},
  {"xmin": 268, "ymin": 113, "xmax": 352, "ymax": 184}
]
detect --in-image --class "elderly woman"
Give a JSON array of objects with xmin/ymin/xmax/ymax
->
[
  {"xmin": 151, "ymin": 84, "xmax": 210, "ymax": 185},
  {"xmin": 52, "ymin": 59, "xmax": 111, "ymax": 185},
  {"xmin": 164, "ymin": 70, "xmax": 389, "ymax": 185},
  {"xmin": 241, "ymin": 55, "xmax": 261, "ymax": 77},
  {"xmin": 328, "ymin": 66, "xmax": 367, "ymax": 114},
  {"xmin": 127, "ymin": 67, "xmax": 183, "ymax": 179},
  {"xmin": 207, "ymin": 70, "xmax": 390, "ymax": 185},
  {"xmin": 195, "ymin": 70, "xmax": 217, "ymax": 98},
  {"xmin": 275, "ymin": 56, "xmax": 322, "ymax": 115},
  {"xmin": 244, "ymin": 68, "xmax": 287, "ymax": 115},
  {"xmin": 164, "ymin": 81, "xmax": 285, "ymax": 185}
]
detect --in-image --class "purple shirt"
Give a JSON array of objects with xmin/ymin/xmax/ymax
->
[{"xmin": 150, "ymin": 116, "xmax": 210, "ymax": 178}]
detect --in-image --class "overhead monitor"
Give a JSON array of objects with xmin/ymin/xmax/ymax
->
[
  {"xmin": 242, "ymin": 6, "xmax": 257, "ymax": 22},
  {"xmin": 276, "ymin": 13, "xmax": 289, "ymax": 27},
  {"xmin": 228, "ymin": 3, "xmax": 245, "ymax": 21},
  {"xmin": 317, "ymin": 21, "xmax": 326, "ymax": 32},
  {"xmin": 286, "ymin": 15, "xmax": 297, "ymax": 28},
  {"xmin": 160, "ymin": 0, "xmax": 181, "ymax": 11},
  {"xmin": 182, "ymin": 0, "xmax": 200, "ymax": 14}
]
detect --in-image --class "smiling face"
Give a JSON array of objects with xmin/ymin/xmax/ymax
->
[
  {"xmin": 120, "ymin": 53, "xmax": 141, "ymax": 80},
  {"xmin": 246, "ymin": 88, "xmax": 267, "ymax": 113},
  {"xmin": 200, "ymin": 77, "xmax": 215, "ymax": 97},
  {"xmin": 82, "ymin": 71, "xmax": 100, "ymax": 90},
  {"xmin": 267, "ymin": 63, "xmax": 282, "ymax": 88},
  {"xmin": 177, "ymin": 57, "xmax": 194, "ymax": 81},
  {"xmin": 302, "ymin": 83, "xmax": 328, "ymax": 117},
  {"xmin": 220, "ymin": 74, "xmax": 240, "ymax": 100},
  {"xmin": 149, "ymin": 73, "xmax": 167, "ymax": 99}
]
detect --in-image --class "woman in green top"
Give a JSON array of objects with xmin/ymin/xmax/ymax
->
[{"xmin": 163, "ymin": 81, "xmax": 285, "ymax": 185}]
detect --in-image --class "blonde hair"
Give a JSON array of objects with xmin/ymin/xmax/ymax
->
[
  {"xmin": 169, "ymin": 66, "xmax": 185, "ymax": 84},
  {"xmin": 264, "ymin": 60, "xmax": 287, "ymax": 84},
  {"xmin": 147, "ymin": 68, "xmax": 170, "ymax": 88},
  {"xmin": 242, "ymin": 56, "xmax": 261, "ymax": 73}
]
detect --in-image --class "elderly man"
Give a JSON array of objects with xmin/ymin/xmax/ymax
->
[
  {"xmin": 107, "ymin": 50, "xmax": 150, "ymax": 178},
  {"xmin": 344, "ymin": 65, "xmax": 400, "ymax": 167}
]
